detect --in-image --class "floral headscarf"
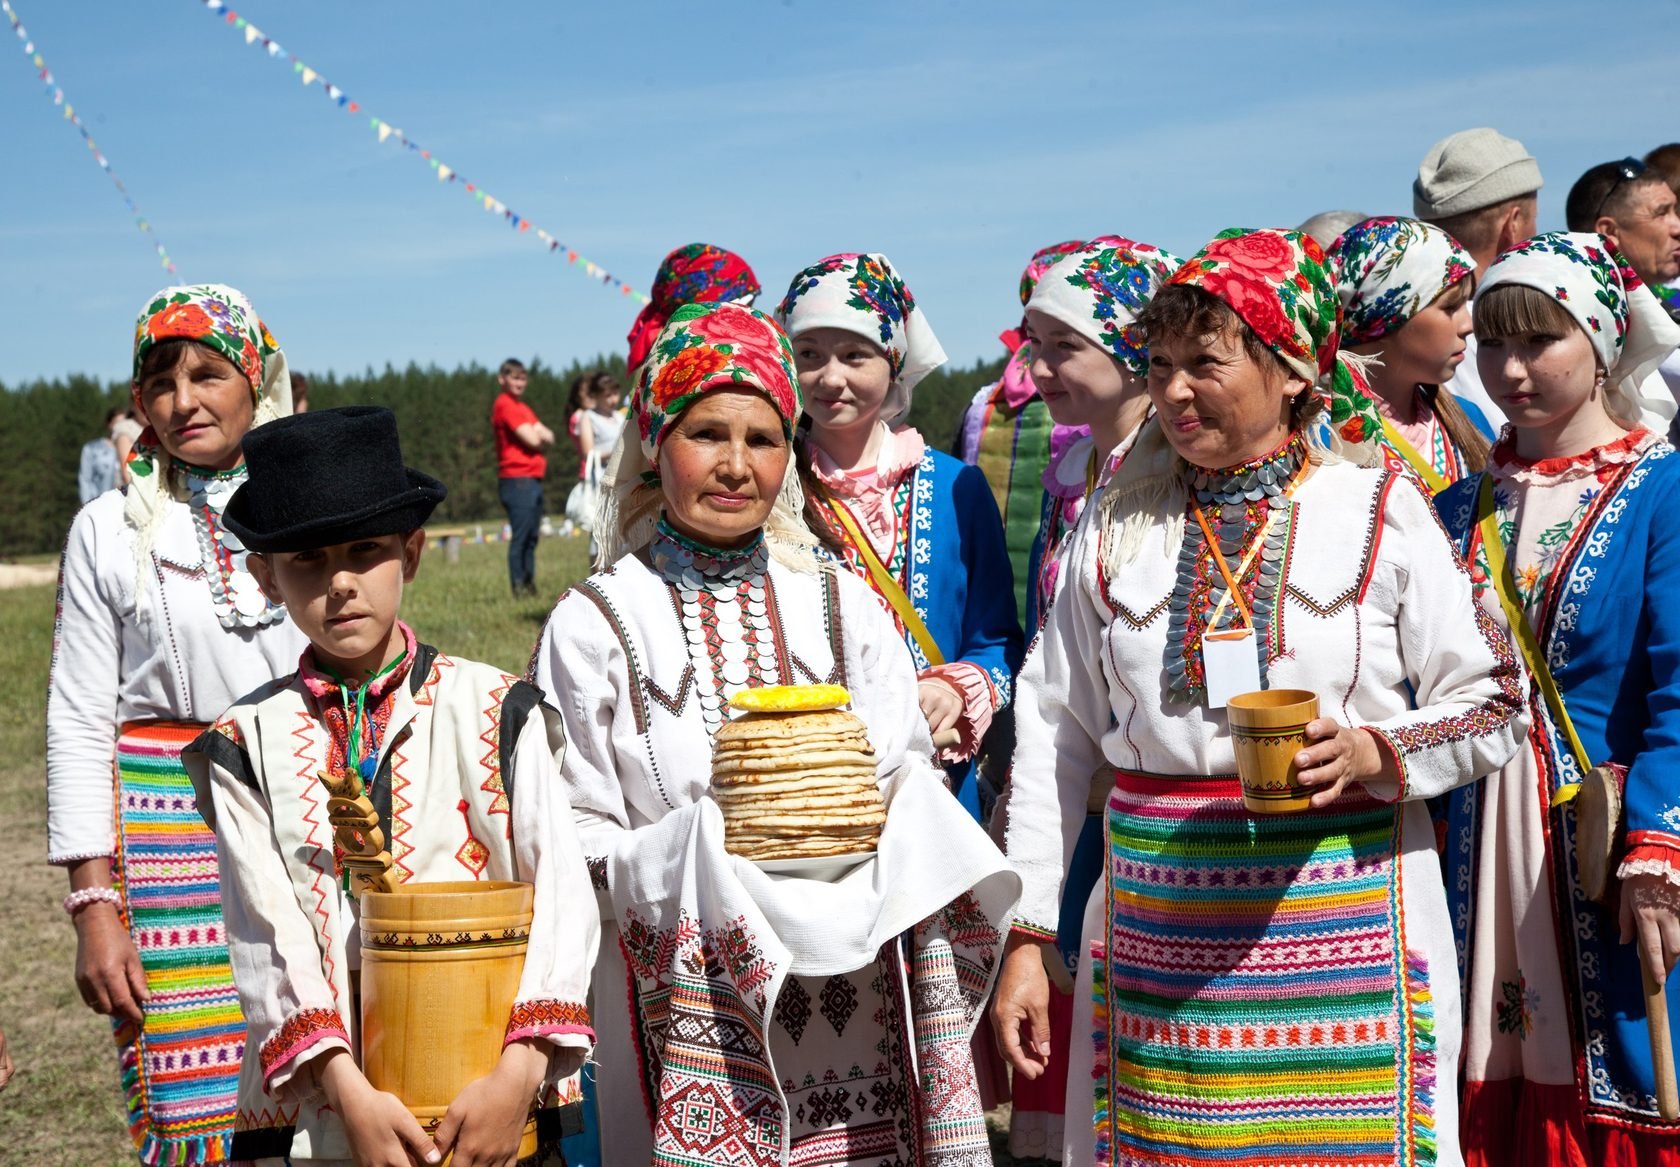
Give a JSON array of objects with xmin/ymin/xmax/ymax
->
[
  {"xmin": 1018, "ymin": 239, "xmax": 1091, "ymax": 308},
  {"xmin": 634, "ymin": 302, "xmax": 801, "ymax": 460},
  {"xmin": 598, "ymin": 302, "xmax": 818, "ymax": 571},
  {"xmin": 1024, "ymin": 239, "xmax": 1183, "ymax": 377},
  {"xmin": 132, "ymin": 284, "xmax": 278, "ymax": 396},
  {"xmin": 1168, "ymin": 227, "xmax": 1382, "ymax": 445},
  {"xmin": 776, "ymin": 252, "xmax": 948, "ymax": 423},
  {"xmin": 627, "ymin": 243, "xmax": 761, "ymax": 372},
  {"xmin": 125, "ymin": 284, "xmax": 292, "ymax": 598},
  {"xmin": 1478, "ymin": 231, "xmax": 1680, "ymax": 426},
  {"xmin": 1330, "ymin": 217, "xmax": 1475, "ymax": 344}
]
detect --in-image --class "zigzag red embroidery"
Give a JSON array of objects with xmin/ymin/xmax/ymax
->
[
  {"xmin": 477, "ymin": 670, "xmax": 515, "ymax": 833},
  {"xmin": 412, "ymin": 650, "xmax": 450, "ymax": 706},
  {"xmin": 388, "ymin": 736, "xmax": 415, "ymax": 883},
  {"xmin": 291, "ymin": 711, "xmax": 337, "ymax": 1002}
]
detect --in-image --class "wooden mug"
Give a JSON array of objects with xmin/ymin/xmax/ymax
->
[{"xmin": 1227, "ymin": 689, "xmax": 1318, "ymax": 814}]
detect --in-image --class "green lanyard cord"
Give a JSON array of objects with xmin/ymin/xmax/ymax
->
[{"xmin": 320, "ymin": 647, "xmax": 409, "ymax": 783}]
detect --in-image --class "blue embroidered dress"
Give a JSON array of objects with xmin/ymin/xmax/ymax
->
[
  {"xmin": 1438, "ymin": 427, "xmax": 1680, "ymax": 1162},
  {"xmin": 812, "ymin": 428, "xmax": 1024, "ymax": 819}
]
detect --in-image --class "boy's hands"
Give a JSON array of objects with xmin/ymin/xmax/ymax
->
[
  {"xmin": 317, "ymin": 1048, "xmax": 440, "ymax": 1166},
  {"xmin": 433, "ymin": 1040, "xmax": 550, "ymax": 1167}
]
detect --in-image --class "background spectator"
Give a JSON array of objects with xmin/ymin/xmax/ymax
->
[{"xmin": 489, "ymin": 357, "xmax": 552, "ymax": 595}]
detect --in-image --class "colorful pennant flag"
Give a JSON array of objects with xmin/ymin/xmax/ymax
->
[
  {"xmin": 3, "ymin": 0, "xmax": 178, "ymax": 273},
  {"xmin": 196, "ymin": 0, "xmax": 649, "ymax": 304}
]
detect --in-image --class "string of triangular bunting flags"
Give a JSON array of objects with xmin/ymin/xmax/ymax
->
[
  {"xmin": 3, "ymin": 0, "xmax": 178, "ymax": 274},
  {"xmin": 196, "ymin": 0, "xmax": 649, "ymax": 305}
]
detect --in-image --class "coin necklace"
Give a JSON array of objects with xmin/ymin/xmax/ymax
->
[
  {"xmin": 1165, "ymin": 433, "xmax": 1307, "ymax": 705},
  {"xmin": 650, "ymin": 517, "xmax": 779, "ymax": 736},
  {"xmin": 176, "ymin": 459, "xmax": 284, "ymax": 630}
]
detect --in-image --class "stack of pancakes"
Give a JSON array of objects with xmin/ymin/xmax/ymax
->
[{"xmin": 713, "ymin": 708, "xmax": 886, "ymax": 861}]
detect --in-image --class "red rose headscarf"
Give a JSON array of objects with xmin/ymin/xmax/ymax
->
[
  {"xmin": 598, "ymin": 302, "xmax": 818, "ymax": 569},
  {"xmin": 626, "ymin": 243, "xmax": 761, "ymax": 372},
  {"xmin": 1168, "ymin": 227, "xmax": 1382, "ymax": 444},
  {"xmin": 633, "ymin": 302, "xmax": 800, "ymax": 460}
]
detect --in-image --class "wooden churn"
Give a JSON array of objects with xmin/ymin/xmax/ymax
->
[{"xmin": 359, "ymin": 880, "xmax": 539, "ymax": 1159}]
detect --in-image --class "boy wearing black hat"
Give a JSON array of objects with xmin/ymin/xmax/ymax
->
[{"xmin": 183, "ymin": 406, "xmax": 597, "ymax": 1167}]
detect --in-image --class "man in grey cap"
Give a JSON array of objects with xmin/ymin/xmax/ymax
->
[{"xmin": 1414, "ymin": 127, "xmax": 1544, "ymax": 422}]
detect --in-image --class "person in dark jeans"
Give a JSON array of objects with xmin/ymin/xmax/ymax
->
[{"xmin": 489, "ymin": 357, "xmax": 553, "ymax": 595}]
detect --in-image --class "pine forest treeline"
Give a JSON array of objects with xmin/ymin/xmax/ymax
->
[{"xmin": 0, "ymin": 353, "xmax": 1007, "ymax": 557}]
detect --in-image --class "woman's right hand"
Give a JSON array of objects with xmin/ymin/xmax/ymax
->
[
  {"xmin": 990, "ymin": 934, "xmax": 1052, "ymax": 1079},
  {"xmin": 318, "ymin": 1049, "xmax": 441, "ymax": 1166},
  {"xmin": 74, "ymin": 903, "xmax": 149, "ymax": 1024}
]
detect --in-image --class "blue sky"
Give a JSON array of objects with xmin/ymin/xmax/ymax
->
[{"xmin": 3, "ymin": 0, "xmax": 1677, "ymax": 387}]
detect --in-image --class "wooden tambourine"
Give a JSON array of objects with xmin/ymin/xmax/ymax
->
[
  {"xmin": 1571, "ymin": 763, "xmax": 1679, "ymax": 1120},
  {"xmin": 1574, "ymin": 763, "xmax": 1624, "ymax": 906}
]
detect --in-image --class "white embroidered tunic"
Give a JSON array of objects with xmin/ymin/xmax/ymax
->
[
  {"xmin": 532, "ymin": 549, "xmax": 1020, "ymax": 1167},
  {"xmin": 185, "ymin": 644, "xmax": 598, "ymax": 1164},
  {"xmin": 46, "ymin": 487, "xmax": 303, "ymax": 862},
  {"xmin": 1004, "ymin": 458, "xmax": 1526, "ymax": 1164}
]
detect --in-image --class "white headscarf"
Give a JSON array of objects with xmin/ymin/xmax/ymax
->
[
  {"xmin": 775, "ymin": 252, "xmax": 947, "ymax": 423},
  {"xmin": 1477, "ymin": 231, "xmax": 1680, "ymax": 427}
]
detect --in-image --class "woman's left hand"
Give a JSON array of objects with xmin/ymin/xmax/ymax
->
[
  {"xmin": 1618, "ymin": 872, "xmax": 1680, "ymax": 985},
  {"xmin": 917, "ymin": 677, "xmax": 964, "ymax": 738},
  {"xmin": 1292, "ymin": 719, "xmax": 1396, "ymax": 809},
  {"xmin": 433, "ymin": 1040, "xmax": 549, "ymax": 1167}
]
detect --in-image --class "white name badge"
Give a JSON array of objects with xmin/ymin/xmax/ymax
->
[{"xmin": 1202, "ymin": 628, "xmax": 1262, "ymax": 709}]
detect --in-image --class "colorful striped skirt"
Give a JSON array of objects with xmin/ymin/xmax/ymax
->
[
  {"xmin": 112, "ymin": 720, "xmax": 243, "ymax": 1165},
  {"xmin": 1092, "ymin": 769, "xmax": 1435, "ymax": 1167}
]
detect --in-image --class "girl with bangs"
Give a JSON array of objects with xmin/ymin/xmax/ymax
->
[
  {"xmin": 1436, "ymin": 232, "xmax": 1680, "ymax": 1165},
  {"xmin": 777, "ymin": 253, "xmax": 1023, "ymax": 820}
]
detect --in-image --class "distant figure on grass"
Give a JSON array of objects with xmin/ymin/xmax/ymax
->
[
  {"xmin": 185, "ymin": 405, "xmax": 598, "ymax": 1167},
  {"xmin": 563, "ymin": 371, "xmax": 624, "ymax": 536},
  {"xmin": 490, "ymin": 357, "xmax": 553, "ymax": 596},
  {"xmin": 0, "ymin": 1024, "xmax": 11, "ymax": 1093},
  {"xmin": 110, "ymin": 406, "xmax": 142, "ymax": 486},
  {"xmin": 289, "ymin": 370, "xmax": 310, "ymax": 413},
  {"xmin": 77, "ymin": 406, "xmax": 124, "ymax": 504},
  {"xmin": 47, "ymin": 284, "xmax": 303, "ymax": 1165}
]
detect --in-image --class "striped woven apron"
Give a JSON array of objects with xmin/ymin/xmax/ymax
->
[
  {"xmin": 1092, "ymin": 769, "xmax": 1436, "ymax": 1167},
  {"xmin": 112, "ymin": 720, "xmax": 243, "ymax": 1165}
]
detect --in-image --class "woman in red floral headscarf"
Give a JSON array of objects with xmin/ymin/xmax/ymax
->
[
  {"xmin": 992, "ymin": 229, "xmax": 1525, "ymax": 1166},
  {"xmin": 625, "ymin": 242, "xmax": 761, "ymax": 374}
]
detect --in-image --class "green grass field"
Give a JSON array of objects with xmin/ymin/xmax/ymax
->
[{"xmin": 1, "ymin": 533, "xmax": 1029, "ymax": 1165}]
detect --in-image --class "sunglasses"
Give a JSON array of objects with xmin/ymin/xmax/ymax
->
[{"xmin": 1593, "ymin": 156, "xmax": 1648, "ymax": 222}]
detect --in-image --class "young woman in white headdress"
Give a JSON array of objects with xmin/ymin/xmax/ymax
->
[{"xmin": 776, "ymin": 252, "xmax": 1024, "ymax": 819}]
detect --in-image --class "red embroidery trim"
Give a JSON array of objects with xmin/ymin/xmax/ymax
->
[
  {"xmin": 259, "ymin": 1007, "xmax": 348, "ymax": 1082},
  {"xmin": 503, "ymin": 998, "xmax": 594, "ymax": 1046}
]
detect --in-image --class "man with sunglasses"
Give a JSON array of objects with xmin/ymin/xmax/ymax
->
[
  {"xmin": 1567, "ymin": 157, "xmax": 1680, "ymax": 308},
  {"xmin": 1568, "ymin": 157, "xmax": 1680, "ymax": 421}
]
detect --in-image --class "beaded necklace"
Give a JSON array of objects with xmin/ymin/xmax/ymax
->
[
  {"xmin": 650, "ymin": 517, "xmax": 781, "ymax": 736},
  {"xmin": 1167, "ymin": 433, "xmax": 1307, "ymax": 705},
  {"xmin": 174, "ymin": 458, "xmax": 285, "ymax": 630}
]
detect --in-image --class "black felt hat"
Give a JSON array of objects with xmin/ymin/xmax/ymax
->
[{"xmin": 223, "ymin": 406, "xmax": 447, "ymax": 553}]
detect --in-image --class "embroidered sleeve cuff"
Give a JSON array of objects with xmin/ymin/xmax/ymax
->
[
  {"xmin": 260, "ymin": 1007, "xmax": 351, "ymax": 1093},
  {"xmin": 1009, "ymin": 920, "xmax": 1058, "ymax": 944},
  {"xmin": 1357, "ymin": 727, "xmax": 1408, "ymax": 804},
  {"xmin": 1620, "ymin": 832, "xmax": 1680, "ymax": 889},
  {"xmin": 504, "ymin": 998, "xmax": 594, "ymax": 1048},
  {"xmin": 921, "ymin": 662, "xmax": 999, "ymax": 762}
]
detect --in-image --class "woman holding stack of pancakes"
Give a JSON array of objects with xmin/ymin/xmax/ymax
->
[
  {"xmin": 530, "ymin": 302, "xmax": 1019, "ymax": 1167},
  {"xmin": 991, "ymin": 228, "xmax": 1527, "ymax": 1165}
]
